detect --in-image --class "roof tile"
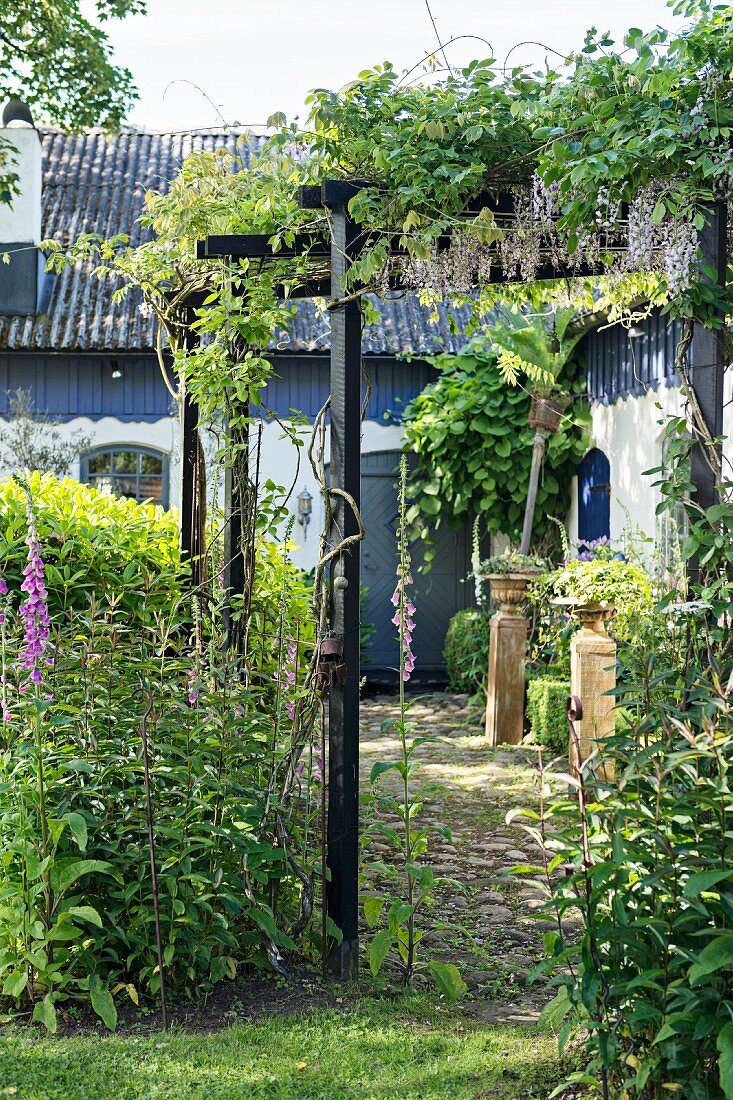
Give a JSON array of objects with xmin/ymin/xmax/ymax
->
[{"xmin": 0, "ymin": 129, "xmax": 473, "ymax": 355}]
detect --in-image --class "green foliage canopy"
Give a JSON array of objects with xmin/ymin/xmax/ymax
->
[{"xmin": 402, "ymin": 346, "xmax": 588, "ymax": 550}]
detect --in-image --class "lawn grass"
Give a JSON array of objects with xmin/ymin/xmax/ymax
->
[{"xmin": 0, "ymin": 993, "xmax": 564, "ymax": 1100}]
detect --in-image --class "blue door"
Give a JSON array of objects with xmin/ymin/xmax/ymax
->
[{"xmin": 578, "ymin": 448, "xmax": 611, "ymax": 543}]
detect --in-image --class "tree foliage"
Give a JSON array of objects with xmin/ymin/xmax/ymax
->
[
  {"xmin": 0, "ymin": 389, "xmax": 92, "ymax": 478},
  {"xmin": 0, "ymin": 0, "xmax": 144, "ymax": 130}
]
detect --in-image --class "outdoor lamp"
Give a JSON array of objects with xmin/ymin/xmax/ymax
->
[
  {"xmin": 627, "ymin": 324, "xmax": 645, "ymax": 340},
  {"xmin": 111, "ymin": 360, "xmax": 123, "ymax": 379},
  {"xmin": 297, "ymin": 487, "xmax": 313, "ymax": 542}
]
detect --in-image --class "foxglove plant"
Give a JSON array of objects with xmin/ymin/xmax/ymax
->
[
  {"xmin": 17, "ymin": 484, "xmax": 52, "ymax": 687},
  {"xmin": 0, "ymin": 576, "xmax": 11, "ymax": 723},
  {"xmin": 362, "ymin": 456, "xmax": 465, "ymax": 1001},
  {"xmin": 274, "ymin": 638, "xmax": 298, "ymax": 720}
]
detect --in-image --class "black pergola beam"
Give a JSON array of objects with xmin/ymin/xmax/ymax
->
[
  {"xmin": 197, "ymin": 234, "xmax": 329, "ymax": 259},
  {"xmin": 198, "ymin": 230, "xmax": 612, "ymax": 285}
]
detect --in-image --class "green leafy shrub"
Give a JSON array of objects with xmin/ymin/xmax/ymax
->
[
  {"xmin": 0, "ymin": 477, "xmax": 319, "ymax": 1032},
  {"xmin": 442, "ymin": 609, "xmax": 490, "ymax": 693},
  {"xmin": 403, "ymin": 345, "xmax": 588, "ymax": 555},
  {"xmin": 0, "ymin": 472, "xmax": 183, "ymax": 621},
  {"xmin": 526, "ymin": 677, "xmax": 568, "ymax": 756}
]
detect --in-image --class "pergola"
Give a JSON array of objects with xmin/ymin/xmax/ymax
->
[{"xmin": 181, "ymin": 184, "xmax": 728, "ymax": 976}]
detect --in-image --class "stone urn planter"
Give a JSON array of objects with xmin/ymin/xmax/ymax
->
[
  {"xmin": 484, "ymin": 571, "xmax": 540, "ymax": 615},
  {"xmin": 554, "ymin": 599, "xmax": 617, "ymax": 779}
]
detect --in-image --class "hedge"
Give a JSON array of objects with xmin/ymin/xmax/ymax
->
[
  {"xmin": 526, "ymin": 676, "xmax": 569, "ymax": 756},
  {"xmin": 443, "ymin": 608, "xmax": 490, "ymax": 693}
]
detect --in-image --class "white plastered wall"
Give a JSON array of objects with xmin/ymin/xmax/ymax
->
[
  {"xmin": 0, "ymin": 413, "xmax": 406, "ymax": 571},
  {"xmin": 568, "ymin": 369, "xmax": 733, "ymax": 546},
  {"xmin": 0, "ymin": 416, "xmax": 180, "ymax": 503},
  {"xmin": 258, "ymin": 417, "xmax": 406, "ymax": 573}
]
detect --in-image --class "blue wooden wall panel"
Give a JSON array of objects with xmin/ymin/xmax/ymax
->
[
  {"xmin": 263, "ymin": 355, "xmax": 438, "ymax": 421},
  {"xmin": 0, "ymin": 353, "xmax": 437, "ymax": 425},
  {"xmin": 582, "ymin": 308, "xmax": 681, "ymax": 404},
  {"xmin": 0, "ymin": 356, "xmax": 172, "ymax": 421}
]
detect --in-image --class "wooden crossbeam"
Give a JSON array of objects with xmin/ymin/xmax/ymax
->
[{"xmin": 197, "ymin": 234, "xmax": 329, "ymax": 259}]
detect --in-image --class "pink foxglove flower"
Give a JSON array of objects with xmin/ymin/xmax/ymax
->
[
  {"xmin": 0, "ymin": 576, "xmax": 10, "ymax": 722},
  {"xmin": 274, "ymin": 639, "xmax": 299, "ymax": 720},
  {"xmin": 391, "ymin": 560, "xmax": 416, "ymax": 683},
  {"xmin": 18, "ymin": 492, "xmax": 51, "ymax": 688}
]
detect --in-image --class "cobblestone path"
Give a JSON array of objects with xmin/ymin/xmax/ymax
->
[{"xmin": 359, "ymin": 692, "xmax": 552, "ymax": 1025}]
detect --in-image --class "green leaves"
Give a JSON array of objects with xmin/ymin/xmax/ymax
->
[
  {"xmin": 89, "ymin": 976, "xmax": 117, "ymax": 1031},
  {"xmin": 683, "ymin": 870, "xmax": 733, "ymax": 897},
  {"xmin": 51, "ymin": 859, "xmax": 116, "ymax": 895},
  {"xmin": 363, "ymin": 897, "xmax": 385, "ymax": 928},
  {"xmin": 689, "ymin": 935, "xmax": 733, "ymax": 984},
  {"xmin": 426, "ymin": 961, "xmax": 467, "ymax": 1002},
  {"xmin": 369, "ymin": 930, "xmax": 395, "ymax": 976},
  {"xmin": 403, "ymin": 346, "xmax": 587, "ymax": 544},
  {"xmin": 32, "ymin": 997, "xmax": 58, "ymax": 1034},
  {"xmin": 718, "ymin": 1022, "xmax": 733, "ymax": 1099}
]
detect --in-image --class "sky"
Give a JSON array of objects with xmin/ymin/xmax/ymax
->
[{"xmin": 96, "ymin": 0, "xmax": 686, "ymax": 132}]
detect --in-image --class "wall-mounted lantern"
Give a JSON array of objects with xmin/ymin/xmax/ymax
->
[
  {"xmin": 111, "ymin": 359, "xmax": 123, "ymax": 379},
  {"xmin": 297, "ymin": 487, "xmax": 313, "ymax": 542}
]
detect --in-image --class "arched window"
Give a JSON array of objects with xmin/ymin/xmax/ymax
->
[
  {"xmin": 81, "ymin": 446, "xmax": 169, "ymax": 508},
  {"xmin": 578, "ymin": 448, "xmax": 611, "ymax": 543}
]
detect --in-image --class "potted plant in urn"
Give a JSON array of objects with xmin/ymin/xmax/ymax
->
[
  {"xmin": 476, "ymin": 549, "xmax": 545, "ymax": 615},
  {"xmin": 544, "ymin": 553, "xmax": 653, "ymax": 774},
  {"xmin": 547, "ymin": 555, "xmax": 653, "ymax": 640},
  {"xmin": 477, "ymin": 550, "xmax": 545, "ymax": 747}
]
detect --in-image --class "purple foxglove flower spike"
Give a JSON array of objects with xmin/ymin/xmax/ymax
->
[{"xmin": 17, "ymin": 491, "xmax": 51, "ymax": 688}]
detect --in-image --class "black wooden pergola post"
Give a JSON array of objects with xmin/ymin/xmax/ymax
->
[
  {"xmin": 323, "ymin": 184, "xmax": 362, "ymax": 977},
  {"xmin": 690, "ymin": 202, "xmax": 728, "ymax": 521},
  {"xmin": 179, "ymin": 309, "xmax": 206, "ymax": 593}
]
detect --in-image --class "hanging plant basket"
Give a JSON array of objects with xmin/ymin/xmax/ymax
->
[{"xmin": 529, "ymin": 392, "xmax": 571, "ymax": 433}]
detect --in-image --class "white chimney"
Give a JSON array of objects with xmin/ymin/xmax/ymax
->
[{"xmin": 0, "ymin": 100, "xmax": 43, "ymax": 314}]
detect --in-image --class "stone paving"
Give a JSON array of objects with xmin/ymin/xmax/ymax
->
[{"xmin": 359, "ymin": 691, "xmax": 553, "ymax": 1024}]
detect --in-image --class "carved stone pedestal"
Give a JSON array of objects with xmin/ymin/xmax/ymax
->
[
  {"xmin": 485, "ymin": 611, "xmax": 528, "ymax": 745},
  {"xmin": 484, "ymin": 572, "xmax": 536, "ymax": 746},
  {"xmin": 568, "ymin": 604, "xmax": 616, "ymax": 779}
]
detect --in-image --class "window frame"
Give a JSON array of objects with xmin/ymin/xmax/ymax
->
[{"xmin": 80, "ymin": 445, "xmax": 170, "ymax": 508}]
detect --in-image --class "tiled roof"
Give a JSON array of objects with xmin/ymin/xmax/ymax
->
[{"xmin": 0, "ymin": 129, "xmax": 474, "ymax": 356}]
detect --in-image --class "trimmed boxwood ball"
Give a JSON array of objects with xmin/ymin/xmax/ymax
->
[
  {"xmin": 526, "ymin": 676, "xmax": 569, "ymax": 756},
  {"xmin": 443, "ymin": 609, "xmax": 490, "ymax": 693}
]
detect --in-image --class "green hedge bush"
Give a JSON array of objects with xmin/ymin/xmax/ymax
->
[
  {"xmin": 443, "ymin": 609, "xmax": 490, "ymax": 693},
  {"xmin": 0, "ymin": 471, "xmax": 184, "ymax": 621},
  {"xmin": 526, "ymin": 676, "xmax": 569, "ymax": 756}
]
